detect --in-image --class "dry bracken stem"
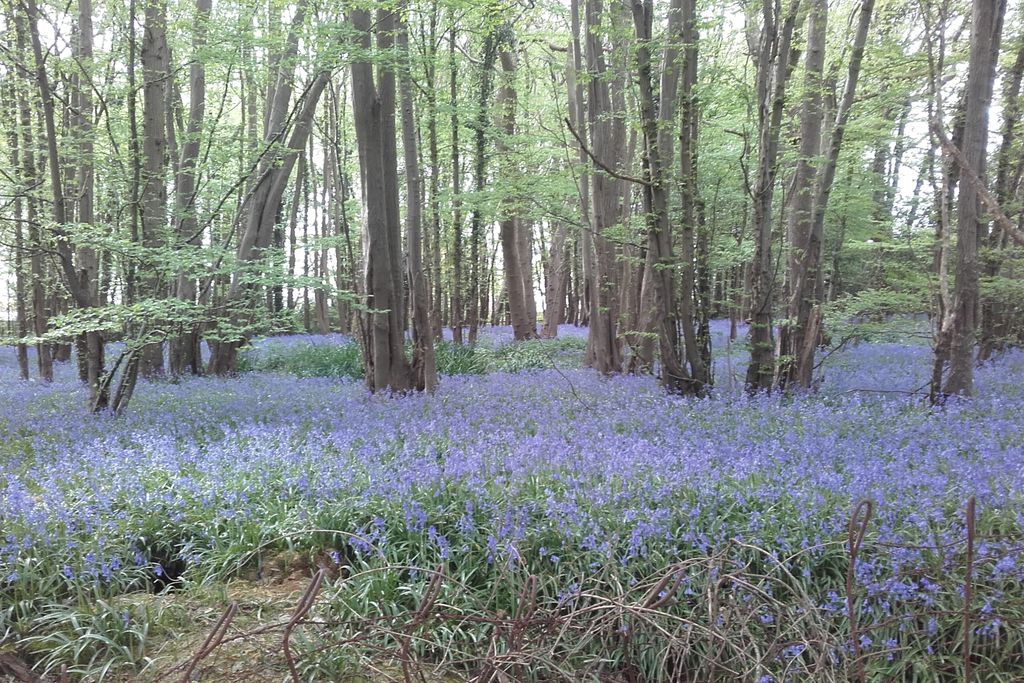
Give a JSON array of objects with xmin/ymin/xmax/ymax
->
[
  {"xmin": 846, "ymin": 499, "xmax": 873, "ymax": 683},
  {"xmin": 180, "ymin": 602, "xmax": 237, "ymax": 683},
  {"xmin": 963, "ymin": 496, "xmax": 976, "ymax": 683},
  {"xmin": 284, "ymin": 568, "xmax": 325, "ymax": 683}
]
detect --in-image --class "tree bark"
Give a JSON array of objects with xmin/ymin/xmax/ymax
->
[
  {"xmin": 449, "ymin": 26, "xmax": 465, "ymax": 344},
  {"xmin": 209, "ymin": 0, "xmax": 325, "ymax": 374},
  {"xmin": 496, "ymin": 45, "xmax": 537, "ymax": 341},
  {"xmin": 542, "ymin": 221, "xmax": 569, "ymax": 338},
  {"xmin": 469, "ymin": 31, "xmax": 499, "ymax": 344},
  {"xmin": 139, "ymin": 0, "xmax": 171, "ymax": 377},
  {"xmin": 778, "ymin": 0, "xmax": 826, "ymax": 389},
  {"xmin": 3, "ymin": 78, "xmax": 30, "ymax": 380},
  {"xmin": 169, "ymin": 0, "xmax": 212, "ymax": 377},
  {"xmin": 425, "ymin": 2, "xmax": 444, "ymax": 339},
  {"xmin": 398, "ymin": 1, "xmax": 439, "ymax": 391},
  {"xmin": 943, "ymin": 0, "xmax": 1007, "ymax": 396},
  {"xmin": 745, "ymin": 0, "xmax": 802, "ymax": 392},
  {"xmin": 11, "ymin": 11, "xmax": 52, "ymax": 381},
  {"xmin": 582, "ymin": 0, "xmax": 625, "ymax": 374},
  {"xmin": 350, "ymin": 6, "xmax": 414, "ymax": 393},
  {"xmin": 979, "ymin": 37, "xmax": 1024, "ymax": 359},
  {"xmin": 630, "ymin": 0, "xmax": 704, "ymax": 394}
]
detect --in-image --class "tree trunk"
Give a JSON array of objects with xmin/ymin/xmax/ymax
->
[
  {"xmin": 677, "ymin": 0, "xmax": 710, "ymax": 387},
  {"xmin": 745, "ymin": 0, "xmax": 802, "ymax": 392},
  {"xmin": 449, "ymin": 26, "xmax": 465, "ymax": 344},
  {"xmin": 630, "ymin": 0, "xmax": 703, "ymax": 394},
  {"xmin": 520, "ymin": 220, "xmax": 538, "ymax": 329},
  {"xmin": 350, "ymin": 6, "xmax": 414, "ymax": 393},
  {"xmin": 139, "ymin": 0, "xmax": 171, "ymax": 377},
  {"xmin": 169, "ymin": 0, "xmax": 212, "ymax": 377},
  {"xmin": 778, "ymin": 0, "xmax": 826, "ymax": 389},
  {"xmin": 426, "ymin": 2, "xmax": 444, "ymax": 339},
  {"xmin": 3, "ymin": 78, "xmax": 30, "ymax": 380},
  {"xmin": 71, "ymin": 0, "xmax": 107, "ymax": 402},
  {"xmin": 788, "ymin": 0, "xmax": 874, "ymax": 389},
  {"xmin": 209, "ymin": 0, "xmax": 322, "ymax": 374},
  {"xmin": 398, "ymin": 1, "xmax": 439, "ymax": 391},
  {"xmin": 496, "ymin": 45, "xmax": 537, "ymax": 341},
  {"xmin": 16, "ymin": 2, "xmax": 59, "ymax": 382},
  {"xmin": 943, "ymin": 0, "xmax": 1007, "ymax": 396},
  {"xmin": 469, "ymin": 31, "xmax": 498, "ymax": 344},
  {"xmin": 979, "ymin": 37, "xmax": 1024, "ymax": 360},
  {"xmin": 542, "ymin": 222, "xmax": 569, "ymax": 338},
  {"xmin": 583, "ymin": 0, "xmax": 625, "ymax": 374}
]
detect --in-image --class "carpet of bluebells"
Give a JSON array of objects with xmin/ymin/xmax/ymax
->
[{"xmin": 2, "ymin": 322, "xmax": 1024, "ymax": 679}]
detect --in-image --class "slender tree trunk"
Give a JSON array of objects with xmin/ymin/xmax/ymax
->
[
  {"xmin": 567, "ymin": 2, "xmax": 592, "ymax": 340},
  {"xmin": 422, "ymin": 1, "xmax": 443, "ymax": 339},
  {"xmin": 468, "ymin": 32, "xmax": 498, "ymax": 344},
  {"xmin": 520, "ymin": 220, "xmax": 538, "ymax": 328},
  {"xmin": 449, "ymin": 27, "xmax": 464, "ymax": 344},
  {"xmin": 778, "ymin": 0, "xmax": 826, "ymax": 389},
  {"xmin": 943, "ymin": 0, "xmax": 1007, "ymax": 396},
  {"xmin": 289, "ymin": 152, "xmax": 305, "ymax": 315},
  {"xmin": 398, "ymin": 1, "xmax": 438, "ymax": 391},
  {"xmin": 3, "ymin": 79, "xmax": 30, "ymax": 380},
  {"xmin": 495, "ymin": 44, "xmax": 536, "ymax": 341},
  {"xmin": 125, "ymin": 0, "xmax": 141, "ymax": 306},
  {"xmin": 139, "ymin": 0, "xmax": 171, "ymax": 376},
  {"xmin": 677, "ymin": 0, "xmax": 710, "ymax": 387},
  {"xmin": 542, "ymin": 221, "xmax": 569, "ymax": 337},
  {"xmin": 583, "ymin": 0, "xmax": 625, "ymax": 374},
  {"xmin": 170, "ymin": 0, "xmax": 212, "ymax": 376},
  {"xmin": 15, "ymin": 6, "xmax": 54, "ymax": 381},
  {"xmin": 745, "ymin": 0, "xmax": 802, "ymax": 392},
  {"xmin": 77, "ymin": 0, "xmax": 107, "ymax": 401}
]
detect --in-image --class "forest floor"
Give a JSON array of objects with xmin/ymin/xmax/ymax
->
[{"xmin": 2, "ymin": 321, "xmax": 1024, "ymax": 681}]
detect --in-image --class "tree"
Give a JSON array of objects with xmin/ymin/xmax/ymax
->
[
  {"xmin": 397, "ymin": 0, "xmax": 439, "ymax": 391},
  {"xmin": 208, "ymin": 0, "xmax": 326, "ymax": 375},
  {"xmin": 169, "ymin": 0, "xmax": 212, "ymax": 377},
  {"xmin": 581, "ymin": 0, "xmax": 626, "ymax": 374},
  {"xmin": 745, "ymin": 0, "xmax": 802, "ymax": 393},
  {"xmin": 138, "ymin": 0, "xmax": 171, "ymax": 377},
  {"xmin": 496, "ymin": 36, "xmax": 537, "ymax": 341},
  {"xmin": 941, "ymin": 0, "xmax": 1007, "ymax": 397},
  {"xmin": 630, "ymin": 0, "xmax": 707, "ymax": 394},
  {"xmin": 780, "ymin": 0, "xmax": 875, "ymax": 390},
  {"xmin": 349, "ymin": 6, "xmax": 414, "ymax": 393}
]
